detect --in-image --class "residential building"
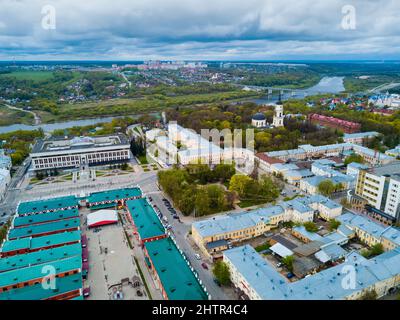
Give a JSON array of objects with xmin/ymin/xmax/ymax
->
[
  {"xmin": 223, "ymin": 244, "xmax": 400, "ymax": 300},
  {"xmin": 343, "ymin": 132, "xmax": 380, "ymax": 145},
  {"xmin": 309, "ymin": 114, "xmax": 361, "ymax": 133},
  {"xmin": 191, "ymin": 195, "xmax": 342, "ymax": 258},
  {"xmin": 355, "ymin": 162, "xmax": 400, "ymax": 223}
]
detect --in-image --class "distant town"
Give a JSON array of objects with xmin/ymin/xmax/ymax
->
[{"xmin": 0, "ymin": 58, "xmax": 400, "ymax": 302}]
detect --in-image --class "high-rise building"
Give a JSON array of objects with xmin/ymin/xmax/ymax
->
[{"xmin": 355, "ymin": 162, "xmax": 400, "ymax": 224}]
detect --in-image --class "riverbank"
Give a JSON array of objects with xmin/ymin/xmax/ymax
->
[{"xmin": 0, "ymin": 92, "xmax": 262, "ymax": 133}]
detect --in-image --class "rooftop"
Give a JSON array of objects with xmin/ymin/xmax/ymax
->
[
  {"xmin": 0, "ymin": 243, "xmax": 82, "ymax": 273},
  {"xmin": 32, "ymin": 133, "xmax": 130, "ymax": 154},
  {"xmin": 0, "ymin": 230, "xmax": 81, "ymax": 254},
  {"xmin": 8, "ymin": 218, "xmax": 80, "ymax": 240},
  {"xmin": 0, "ymin": 255, "xmax": 82, "ymax": 288},
  {"xmin": 13, "ymin": 209, "xmax": 79, "ymax": 228},
  {"xmin": 17, "ymin": 196, "xmax": 79, "ymax": 215},
  {"xmin": 126, "ymin": 198, "xmax": 165, "ymax": 240},
  {"xmin": 87, "ymin": 187, "xmax": 142, "ymax": 205},
  {"xmin": 224, "ymin": 244, "xmax": 400, "ymax": 299},
  {"xmin": 0, "ymin": 272, "xmax": 82, "ymax": 300},
  {"xmin": 144, "ymin": 237, "xmax": 208, "ymax": 300}
]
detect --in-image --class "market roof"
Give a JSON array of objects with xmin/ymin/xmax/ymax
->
[
  {"xmin": 126, "ymin": 198, "xmax": 165, "ymax": 240},
  {"xmin": 0, "ymin": 243, "xmax": 82, "ymax": 273},
  {"xmin": 0, "ymin": 230, "xmax": 81, "ymax": 254},
  {"xmin": 87, "ymin": 187, "xmax": 142, "ymax": 205},
  {"xmin": 87, "ymin": 209, "xmax": 118, "ymax": 227},
  {"xmin": 0, "ymin": 255, "xmax": 82, "ymax": 288},
  {"xmin": 8, "ymin": 218, "xmax": 80, "ymax": 240},
  {"xmin": 0, "ymin": 272, "xmax": 82, "ymax": 300},
  {"xmin": 13, "ymin": 208, "xmax": 79, "ymax": 228},
  {"xmin": 17, "ymin": 196, "xmax": 79, "ymax": 215},
  {"xmin": 144, "ymin": 237, "xmax": 208, "ymax": 300}
]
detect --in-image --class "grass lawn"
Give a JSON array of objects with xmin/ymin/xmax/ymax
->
[
  {"xmin": 0, "ymin": 71, "xmax": 54, "ymax": 81},
  {"xmin": 238, "ymin": 198, "xmax": 267, "ymax": 208},
  {"xmin": 255, "ymin": 242, "xmax": 271, "ymax": 252}
]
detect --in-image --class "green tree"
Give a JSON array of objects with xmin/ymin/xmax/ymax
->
[
  {"xmin": 229, "ymin": 174, "xmax": 253, "ymax": 197},
  {"xmin": 303, "ymin": 221, "xmax": 318, "ymax": 233},
  {"xmin": 317, "ymin": 179, "xmax": 336, "ymax": 197},
  {"xmin": 329, "ymin": 219, "xmax": 341, "ymax": 231},
  {"xmin": 282, "ymin": 255, "xmax": 294, "ymax": 272},
  {"xmin": 213, "ymin": 163, "xmax": 236, "ymax": 182},
  {"xmin": 194, "ymin": 190, "xmax": 211, "ymax": 217},
  {"xmin": 212, "ymin": 261, "xmax": 231, "ymax": 286},
  {"xmin": 344, "ymin": 153, "xmax": 364, "ymax": 165}
]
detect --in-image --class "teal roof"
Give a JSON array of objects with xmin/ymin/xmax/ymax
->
[
  {"xmin": 127, "ymin": 198, "xmax": 165, "ymax": 240},
  {"xmin": 0, "ymin": 255, "xmax": 82, "ymax": 288},
  {"xmin": 13, "ymin": 209, "xmax": 79, "ymax": 227},
  {"xmin": 9, "ymin": 219, "xmax": 80, "ymax": 240},
  {"xmin": 0, "ymin": 238, "xmax": 30, "ymax": 253},
  {"xmin": 1, "ymin": 231, "xmax": 81, "ymax": 253},
  {"xmin": 87, "ymin": 187, "xmax": 142, "ymax": 205},
  {"xmin": 144, "ymin": 237, "xmax": 208, "ymax": 300},
  {"xmin": 0, "ymin": 243, "xmax": 82, "ymax": 273},
  {"xmin": 17, "ymin": 196, "xmax": 79, "ymax": 215},
  {"xmin": 0, "ymin": 273, "xmax": 82, "ymax": 300}
]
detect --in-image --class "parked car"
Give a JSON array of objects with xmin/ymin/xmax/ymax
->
[
  {"xmin": 195, "ymin": 253, "xmax": 201, "ymax": 260},
  {"xmin": 276, "ymin": 262, "xmax": 283, "ymax": 268},
  {"xmin": 213, "ymin": 278, "xmax": 221, "ymax": 287},
  {"xmin": 287, "ymin": 272, "xmax": 295, "ymax": 279},
  {"xmin": 201, "ymin": 262, "xmax": 208, "ymax": 270},
  {"xmin": 173, "ymin": 215, "xmax": 179, "ymax": 219}
]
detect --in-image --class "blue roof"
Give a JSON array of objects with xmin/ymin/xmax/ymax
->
[{"xmin": 224, "ymin": 244, "xmax": 400, "ymax": 300}]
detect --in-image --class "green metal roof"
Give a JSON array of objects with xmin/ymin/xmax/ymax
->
[
  {"xmin": 0, "ymin": 273, "xmax": 82, "ymax": 300},
  {"xmin": 8, "ymin": 219, "xmax": 80, "ymax": 240},
  {"xmin": 1, "ymin": 231, "xmax": 81, "ymax": 253},
  {"xmin": 87, "ymin": 187, "xmax": 142, "ymax": 205},
  {"xmin": 13, "ymin": 209, "xmax": 79, "ymax": 227},
  {"xmin": 0, "ymin": 243, "xmax": 82, "ymax": 273},
  {"xmin": 144, "ymin": 237, "xmax": 208, "ymax": 300},
  {"xmin": 0, "ymin": 255, "xmax": 82, "ymax": 288},
  {"xmin": 17, "ymin": 196, "xmax": 79, "ymax": 215},
  {"xmin": 126, "ymin": 198, "xmax": 165, "ymax": 240},
  {"xmin": 0, "ymin": 238, "xmax": 30, "ymax": 253}
]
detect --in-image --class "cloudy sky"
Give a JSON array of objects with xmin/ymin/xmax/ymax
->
[{"xmin": 0, "ymin": 0, "xmax": 399, "ymax": 60}]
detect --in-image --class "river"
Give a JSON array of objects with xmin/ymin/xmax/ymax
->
[
  {"xmin": 0, "ymin": 77, "xmax": 344, "ymax": 134},
  {"xmin": 250, "ymin": 76, "xmax": 345, "ymax": 105}
]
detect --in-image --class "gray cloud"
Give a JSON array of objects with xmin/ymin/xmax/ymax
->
[{"xmin": 0, "ymin": 0, "xmax": 399, "ymax": 59}]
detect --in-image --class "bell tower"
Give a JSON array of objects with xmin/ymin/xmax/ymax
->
[{"xmin": 273, "ymin": 103, "xmax": 284, "ymax": 127}]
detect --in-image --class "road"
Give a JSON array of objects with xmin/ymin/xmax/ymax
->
[
  {"xmin": 3, "ymin": 103, "xmax": 41, "ymax": 125},
  {"xmin": 0, "ymin": 158, "xmax": 32, "ymax": 223},
  {"xmin": 143, "ymin": 188, "xmax": 229, "ymax": 300}
]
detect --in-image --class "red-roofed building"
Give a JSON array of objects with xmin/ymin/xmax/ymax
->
[
  {"xmin": 256, "ymin": 153, "xmax": 285, "ymax": 172},
  {"xmin": 308, "ymin": 114, "xmax": 361, "ymax": 133}
]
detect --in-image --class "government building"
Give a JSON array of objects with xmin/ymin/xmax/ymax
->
[{"xmin": 30, "ymin": 134, "xmax": 132, "ymax": 171}]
